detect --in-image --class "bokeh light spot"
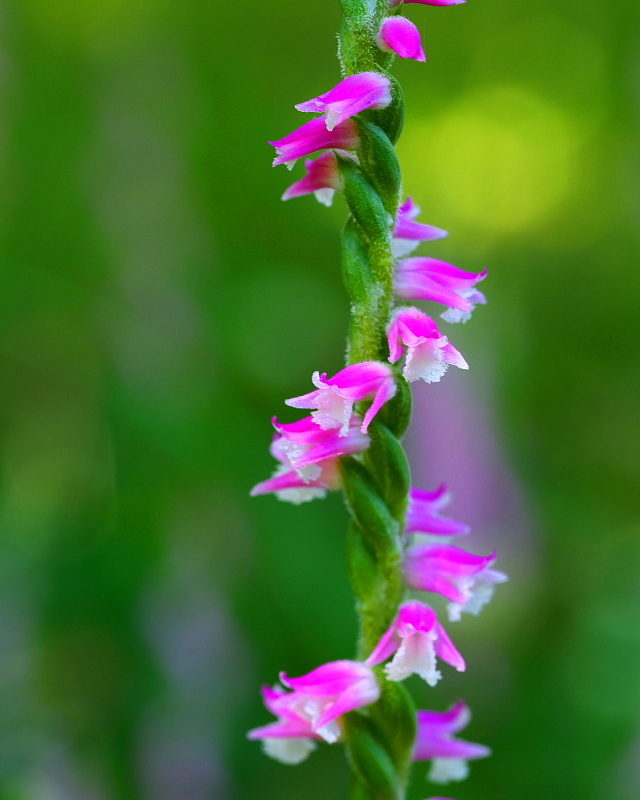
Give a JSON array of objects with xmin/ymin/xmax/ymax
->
[{"xmin": 401, "ymin": 85, "xmax": 579, "ymax": 235}]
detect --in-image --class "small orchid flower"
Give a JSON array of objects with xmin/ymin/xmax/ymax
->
[
  {"xmin": 387, "ymin": 307, "xmax": 468, "ymax": 383},
  {"xmin": 282, "ymin": 151, "xmax": 345, "ymax": 207},
  {"xmin": 404, "ymin": 544, "xmax": 508, "ymax": 622},
  {"xmin": 406, "ymin": 485, "xmax": 470, "ymax": 541},
  {"xmin": 364, "ymin": 600, "xmax": 465, "ymax": 686},
  {"xmin": 250, "ymin": 415, "xmax": 370, "ymax": 504},
  {"xmin": 247, "ymin": 684, "xmax": 320, "ymax": 764},
  {"xmin": 270, "ymin": 117, "xmax": 359, "ymax": 169},
  {"xmin": 282, "ymin": 661, "xmax": 380, "ymax": 743},
  {"xmin": 390, "ymin": 0, "xmax": 466, "ymax": 6},
  {"xmin": 394, "ymin": 258, "xmax": 487, "ymax": 322},
  {"xmin": 285, "ymin": 362, "xmax": 396, "ymax": 436},
  {"xmin": 377, "ymin": 17, "xmax": 426, "ymax": 62},
  {"xmin": 392, "ymin": 197, "xmax": 448, "ymax": 258},
  {"xmin": 414, "ymin": 701, "xmax": 491, "ymax": 784},
  {"xmin": 295, "ymin": 72, "xmax": 392, "ymax": 131}
]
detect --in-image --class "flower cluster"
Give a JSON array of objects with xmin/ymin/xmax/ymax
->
[{"xmin": 250, "ymin": 1, "xmax": 503, "ymax": 797}]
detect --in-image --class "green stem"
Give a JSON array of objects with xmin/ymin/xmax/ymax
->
[{"xmin": 337, "ymin": 1, "xmax": 417, "ymax": 799}]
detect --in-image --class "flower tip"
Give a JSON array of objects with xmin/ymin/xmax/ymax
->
[{"xmin": 278, "ymin": 671, "xmax": 292, "ymax": 688}]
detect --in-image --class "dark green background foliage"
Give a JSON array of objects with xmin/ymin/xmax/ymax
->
[{"xmin": 0, "ymin": 0, "xmax": 639, "ymax": 798}]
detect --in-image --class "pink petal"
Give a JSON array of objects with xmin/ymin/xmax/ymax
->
[
  {"xmin": 250, "ymin": 469, "xmax": 326, "ymax": 497},
  {"xmin": 399, "ymin": 258, "xmax": 488, "ymax": 291},
  {"xmin": 295, "ymin": 72, "xmax": 392, "ymax": 130},
  {"xmin": 434, "ymin": 622, "xmax": 466, "ymax": 672},
  {"xmin": 377, "ymin": 17, "xmax": 426, "ymax": 62},
  {"xmin": 314, "ymin": 676, "xmax": 381, "ymax": 730},
  {"xmin": 290, "ymin": 428, "xmax": 370, "ymax": 469},
  {"xmin": 270, "ymin": 118, "xmax": 359, "ymax": 167},
  {"xmin": 281, "ymin": 660, "xmax": 374, "ymax": 695},
  {"xmin": 394, "ymin": 270, "xmax": 474, "ymax": 311},
  {"xmin": 361, "ymin": 376, "xmax": 397, "ymax": 433},
  {"xmin": 398, "ymin": 0, "xmax": 466, "ymax": 5},
  {"xmin": 282, "ymin": 151, "xmax": 342, "ymax": 204}
]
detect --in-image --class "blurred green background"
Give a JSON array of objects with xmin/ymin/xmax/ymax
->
[{"xmin": 0, "ymin": 0, "xmax": 639, "ymax": 798}]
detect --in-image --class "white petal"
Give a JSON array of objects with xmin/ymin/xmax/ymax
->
[
  {"xmin": 440, "ymin": 307, "xmax": 472, "ymax": 324},
  {"xmin": 403, "ymin": 341, "xmax": 448, "ymax": 384},
  {"xmin": 411, "ymin": 532, "xmax": 453, "ymax": 547},
  {"xmin": 314, "ymin": 188, "xmax": 335, "ymax": 207},
  {"xmin": 275, "ymin": 487, "xmax": 327, "ymax": 505},
  {"xmin": 384, "ymin": 631, "xmax": 441, "ymax": 686},
  {"xmin": 263, "ymin": 737, "xmax": 317, "ymax": 765},
  {"xmin": 312, "ymin": 390, "xmax": 352, "ymax": 435},
  {"xmin": 447, "ymin": 578, "xmax": 498, "ymax": 621},
  {"xmin": 391, "ymin": 237, "xmax": 420, "ymax": 258},
  {"xmin": 428, "ymin": 757, "xmax": 469, "ymax": 784},
  {"xmin": 316, "ymin": 720, "xmax": 342, "ymax": 743},
  {"xmin": 295, "ymin": 463, "xmax": 323, "ymax": 483}
]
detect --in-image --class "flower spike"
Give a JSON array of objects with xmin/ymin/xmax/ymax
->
[
  {"xmin": 295, "ymin": 72, "xmax": 392, "ymax": 131},
  {"xmin": 250, "ymin": 415, "xmax": 370, "ymax": 504},
  {"xmin": 388, "ymin": 306, "xmax": 468, "ymax": 383},
  {"xmin": 285, "ymin": 362, "xmax": 396, "ymax": 436},
  {"xmin": 394, "ymin": 257, "xmax": 487, "ymax": 322},
  {"xmin": 404, "ymin": 543, "xmax": 508, "ymax": 621},
  {"xmin": 377, "ymin": 17, "xmax": 426, "ymax": 62},
  {"xmin": 364, "ymin": 600, "xmax": 465, "ymax": 686},
  {"xmin": 406, "ymin": 485, "xmax": 471, "ymax": 540},
  {"xmin": 392, "ymin": 197, "xmax": 448, "ymax": 257},
  {"xmin": 270, "ymin": 117, "xmax": 359, "ymax": 169},
  {"xmin": 414, "ymin": 701, "xmax": 490, "ymax": 784}
]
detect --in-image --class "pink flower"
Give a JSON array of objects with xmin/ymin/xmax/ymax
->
[
  {"xmin": 393, "ymin": 197, "xmax": 448, "ymax": 257},
  {"xmin": 414, "ymin": 701, "xmax": 491, "ymax": 784},
  {"xmin": 285, "ymin": 362, "xmax": 396, "ymax": 436},
  {"xmin": 387, "ymin": 307, "xmax": 468, "ymax": 383},
  {"xmin": 377, "ymin": 17, "xmax": 426, "ymax": 62},
  {"xmin": 250, "ymin": 415, "xmax": 370, "ymax": 504},
  {"xmin": 282, "ymin": 151, "xmax": 345, "ymax": 207},
  {"xmin": 404, "ymin": 544, "xmax": 508, "ymax": 622},
  {"xmin": 364, "ymin": 600, "xmax": 465, "ymax": 686},
  {"xmin": 295, "ymin": 72, "xmax": 392, "ymax": 131},
  {"xmin": 270, "ymin": 117, "xmax": 359, "ymax": 169},
  {"xmin": 394, "ymin": 258, "xmax": 487, "ymax": 322},
  {"xmin": 247, "ymin": 684, "xmax": 320, "ymax": 764},
  {"xmin": 282, "ymin": 661, "xmax": 380, "ymax": 743},
  {"xmin": 406, "ymin": 485, "xmax": 470, "ymax": 540},
  {"xmin": 390, "ymin": 0, "xmax": 466, "ymax": 6}
]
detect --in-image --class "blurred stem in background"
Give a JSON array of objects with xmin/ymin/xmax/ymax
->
[{"xmin": 0, "ymin": 1, "xmax": 638, "ymax": 800}]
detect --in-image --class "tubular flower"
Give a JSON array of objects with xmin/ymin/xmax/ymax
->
[
  {"xmin": 394, "ymin": 258, "xmax": 487, "ymax": 322},
  {"xmin": 285, "ymin": 362, "xmax": 396, "ymax": 436},
  {"xmin": 377, "ymin": 17, "xmax": 426, "ymax": 62},
  {"xmin": 390, "ymin": 0, "xmax": 466, "ymax": 6},
  {"xmin": 247, "ymin": 684, "xmax": 321, "ymax": 765},
  {"xmin": 387, "ymin": 306, "xmax": 468, "ymax": 383},
  {"xmin": 404, "ymin": 544, "xmax": 509, "ymax": 622},
  {"xmin": 364, "ymin": 600, "xmax": 465, "ymax": 686},
  {"xmin": 280, "ymin": 661, "xmax": 380, "ymax": 743},
  {"xmin": 270, "ymin": 117, "xmax": 359, "ymax": 169},
  {"xmin": 392, "ymin": 197, "xmax": 448, "ymax": 258},
  {"xmin": 250, "ymin": 415, "xmax": 370, "ymax": 504},
  {"xmin": 414, "ymin": 701, "xmax": 491, "ymax": 784},
  {"xmin": 295, "ymin": 72, "xmax": 392, "ymax": 131},
  {"xmin": 282, "ymin": 151, "xmax": 344, "ymax": 206},
  {"xmin": 406, "ymin": 485, "xmax": 471, "ymax": 540}
]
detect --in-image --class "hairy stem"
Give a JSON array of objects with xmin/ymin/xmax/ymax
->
[{"xmin": 337, "ymin": 1, "xmax": 417, "ymax": 798}]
